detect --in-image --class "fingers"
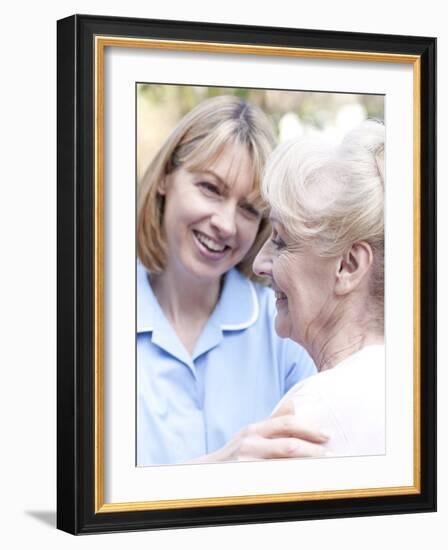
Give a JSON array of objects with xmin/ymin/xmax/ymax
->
[
  {"xmin": 244, "ymin": 415, "xmax": 328, "ymax": 444},
  {"xmin": 238, "ymin": 435, "xmax": 330, "ymax": 460},
  {"xmin": 207, "ymin": 416, "xmax": 330, "ymax": 462},
  {"xmin": 272, "ymin": 399, "xmax": 294, "ymax": 417}
]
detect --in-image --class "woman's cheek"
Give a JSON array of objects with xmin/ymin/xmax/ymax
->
[{"xmin": 272, "ymin": 255, "xmax": 289, "ymax": 290}]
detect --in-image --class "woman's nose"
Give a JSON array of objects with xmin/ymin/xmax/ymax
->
[
  {"xmin": 210, "ymin": 204, "xmax": 237, "ymax": 239},
  {"xmin": 253, "ymin": 239, "xmax": 273, "ymax": 278}
]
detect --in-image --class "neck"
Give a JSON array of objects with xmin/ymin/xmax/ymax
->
[
  {"xmin": 308, "ymin": 297, "xmax": 383, "ymax": 372},
  {"xmin": 150, "ymin": 267, "xmax": 222, "ymax": 328}
]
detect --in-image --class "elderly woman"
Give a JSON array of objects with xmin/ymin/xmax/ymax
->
[{"xmin": 253, "ymin": 120, "xmax": 385, "ymax": 457}]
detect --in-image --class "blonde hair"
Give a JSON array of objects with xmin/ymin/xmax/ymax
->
[
  {"xmin": 262, "ymin": 120, "xmax": 385, "ymax": 320},
  {"xmin": 137, "ymin": 95, "xmax": 276, "ymax": 279}
]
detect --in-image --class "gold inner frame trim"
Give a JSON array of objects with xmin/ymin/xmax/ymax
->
[
  {"xmin": 96, "ymin": 36, "xmax": 419, "ymax": 63},
  {"xmin": 94, "ymin": 35, "xmax": 422, "ymax": 513}
]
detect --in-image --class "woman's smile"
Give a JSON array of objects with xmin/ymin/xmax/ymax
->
[
  {"xmin": 273, "ymin": 287, "xmax": 288, "ymax": 307},
  {"xmin": 192, "ymin": 229, "xmax": 231, "ymax": 260}
]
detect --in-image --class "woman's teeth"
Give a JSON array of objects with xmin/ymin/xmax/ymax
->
[
  {"xmin": 195, "ymin": 231, "xmax": 227, "ymax": 253},
  {"xmin": 275, "ymin": 290, "xmax": 287, "ymax": 300}
]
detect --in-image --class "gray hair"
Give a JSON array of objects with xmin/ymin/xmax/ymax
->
[{"xmin": 262, "ymin": 119, "xmax": 384, "ymax": 321}]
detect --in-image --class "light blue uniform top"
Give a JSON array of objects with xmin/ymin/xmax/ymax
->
[{"xmin": 137, "ymin": 262, "xmax": 316, "ymax": 466}]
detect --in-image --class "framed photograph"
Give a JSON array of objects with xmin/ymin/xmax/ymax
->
[{"xmin": 57, "ymin": 14, "xmax": 436, "ymax": 534}]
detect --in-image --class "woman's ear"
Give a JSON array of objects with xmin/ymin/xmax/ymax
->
[
  {"xmin": 335, "ymin": 241, "xmax": 373, "ymax": 296},
  {"xmin": 157, "ymin": 175, "xmax": 169, "ymax": 196}
]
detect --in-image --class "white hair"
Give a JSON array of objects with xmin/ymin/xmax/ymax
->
[{"xmin": 262, "ymin": 119, "xmax": 385, "ymax": 319}]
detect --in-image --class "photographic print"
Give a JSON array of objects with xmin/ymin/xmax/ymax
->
[{"xmin": 135, "ymin": 84, "xmax": 385, "ymax": 467}]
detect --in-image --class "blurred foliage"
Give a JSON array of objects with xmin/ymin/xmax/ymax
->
[{"xmin": 137, "ymin": 84, "xmax": 384, "ymax": 182}]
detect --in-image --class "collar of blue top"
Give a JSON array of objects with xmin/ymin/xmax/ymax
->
[{"xmin": 136, "ymin": 261, "xmax": 259, "ymax": 333}]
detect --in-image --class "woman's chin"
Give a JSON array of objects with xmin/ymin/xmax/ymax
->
[
  {"xmin": 274, "ymin": 314, "xmax": 291, "ymax": 340},
  {"xmin": 177, "ymin": 252, "xmax": 228, "ymax": 284}
]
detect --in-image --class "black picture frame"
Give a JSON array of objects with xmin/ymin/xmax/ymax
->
[{"xmin": 57, "ymin": 14, "xmax": 436, "ymax": 535}]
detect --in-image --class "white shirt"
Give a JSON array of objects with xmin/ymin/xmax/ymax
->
[{"xmin": 275, "ymin": 345, "xmax": 385, "ymax": 457}]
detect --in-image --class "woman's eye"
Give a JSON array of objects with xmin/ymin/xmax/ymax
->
[
  {"xmin": 198, "ymin": 181, "xmax": 220, "ymax": 195},
  {"xmin": 271, "ymin": 231, "xmax": 286, "ymax": 249},
  {"xmin": 241, "ymin": 203, "xmax": 260, "ymax": 218}
]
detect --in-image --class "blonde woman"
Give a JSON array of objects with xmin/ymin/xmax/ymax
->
[
  {"xmin": 137, "ymin": 95, "xmax": 326, "ymax": 465},
  {"xmin": 254, "ymin": 120, "xmax": 385, "ymax": 457}
]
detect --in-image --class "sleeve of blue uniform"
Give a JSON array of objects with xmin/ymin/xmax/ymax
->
[{"xmin": 283, "ymin": 339, "xmax": 317, "ymax": 394}]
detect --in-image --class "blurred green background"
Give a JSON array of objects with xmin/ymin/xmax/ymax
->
[{"xmin": 137, "ymin": 84, "xmax": 384, "ymax": 183}]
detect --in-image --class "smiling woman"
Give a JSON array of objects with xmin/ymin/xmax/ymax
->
[
  {"xmin": 156, "ymin": 142, "xmax": 262, "ymax": 287},
  {"xmin": 136, "ymin": 94, "xmax": 324, "ymax": 466},
  {"xmin": 253, "ymin": 120, "xmax": 385, "ymax": 457}
]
